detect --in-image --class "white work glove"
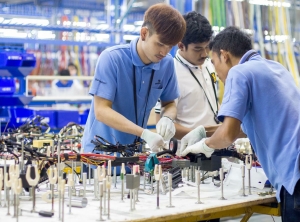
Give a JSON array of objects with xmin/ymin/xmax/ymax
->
[
  {"xmin": 181, "ymin": 138, "xmax": 215, "ymax": 157},
  {"xmin": 141, "ymin": 129, "xmax": 165, "ymax": 152},
  {"xmin": 156, "ymin": 116, "xmax": 175, "ymax": 141},
  {"xmin": 180, "ymin": 125, "xmax": 206, "ymax": 155}
]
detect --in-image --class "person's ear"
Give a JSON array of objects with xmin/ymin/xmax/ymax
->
[
  {"xmin": 178, "ymin": 42, "xmax": 185, "ymax": 51},
  {"xmin": 220, "ymin": 49, "xmax": 229, "ymax": 63},
  {"xmin": 140, "ymin": 27, "xmax": 148, "ymax": 41}
]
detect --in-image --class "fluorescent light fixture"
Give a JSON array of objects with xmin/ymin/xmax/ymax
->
[
  {"xmin": 265, "ymin": 35, "xmax": 288, "ymax": 42},
  {"xmin": 95, "ymin": 33, "xmax": 110, "ymax": 41},
  {"xmin": 0, "ymin": 17, "xmax": 4, "ymax": 23},
  {"xmin": 73, "ymin": 21, "xmax": 87, "ymax": 27},
  {"xmin": 10, "ymin": 18, "xmax": 49, "ymax": 26},
  {"xmin": 97, "ymin": 24, "xmax": 109, "ymax": 30},
  {"xmin": 123, "ymin": 35, "xmax": 139, "ymax": 41},
  {"xmin": 132, "ymin": 2, "xmax": 146, "ymax": 7},
  {"xmin": 123, "ymin": 24, "xmax": 135, "ymax": 31},
  {"xmin": 37, "ymin": 31, "xmax": 55, "ymax": 39},
  {"xmin": 249, "ymin": 0, "xmax": 291, "ymax": 7},
  {"xmin": 134, "ymin": 21, "xmax": 144, "ymax": 26}
]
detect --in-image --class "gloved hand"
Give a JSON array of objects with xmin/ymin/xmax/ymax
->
[
  {"xmin": 180, "ymin": 125, "xmax": 206, "ymax": 155},
  {"xmin": 180, "ymin": 138, "xmax": 215, "ymax": 157},
  {"xmin": 141, "ymin": 129, "xmax": 165, "ymax": 152},
  {"xmin": 156, "ymin": 116, "xmax": 175, "ymax": 141}
]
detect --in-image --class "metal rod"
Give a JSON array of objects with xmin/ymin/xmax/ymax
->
[
  {"xmin": 32, "ymin": 186, "xmax": 36, "ymax": 212},
  {"xmin": 80, "ymin": 162, "xmax": 83, "ymax": 183},
  {"xmin": 3, "ymin": 153, "xmax": 7, "ymax": 207},
  {"xmin": 248, "ymin": 169, "xmax": 252, "ymax": 195},
  {"xmin": 88, "ymin": 164, "xmax": 91, "ymax": 185},
  {"xmin": 114, "ymin": 167, "xmax": 117, "ymax": 188},
  {"xmin": 62, "ymin": 189, "xmax": 65, "ymax": 222},
  {"xmin": 121, "ymin": 172, "xmax": 124, "ymax": 201},
  {"xmin": 83, "ymin": 173, "xmax": 87, "ymax": 198},
  {"xmin": 58, "ymin": 177, "xmax": 61, "ymax": 220},
  {"xmin": 50, "ymin": 183, "xmax": 54, "ymax": 213},
  {"xmin": 16, "ymin": 194, "xmax": 19, "ymax": 222},
  {"xmin": 57, "ymin": 141, "xmax": 61, "ymax": 178},
  {"xmin": 107, "ymin": 180, "xmax": 110, "ymax": 219},
  {"xmin": 241, "ymin": 165, "xmax": 247, "ymax": 197},
  {"xmin": 13, "ymin": 193, "xmax": 17, "ymax": 217},
  {"xmin": 94, "ymin": 169, "xmax": 98, "ymax": 199},
  {"xmin": 68, "ymin": 186, "xmax": 72, "ymax": 214},
  {"xmin": 219, "ymin": 168, "xmax": 226, "ymax": 200},
  {"xmin": 103, "ymin": 178, "xmax": 106, "ymax": 214},
  {"xmin": 166, "ymin": 173, "xmax": 174, "ymax": 208},
  {"xmin": 195, "ymin": 170, "xmax": 204, "ymax": 204},
  {"xmin": 150, "ymin": 171, "xmax": 153, "ymax": 194},
  {"xmin": 156, "ymin": 180, "xmax": 159, "ymax": 209},
  {"xmin": 21, "ymin": 140, "xmax": 24, "ymax": 172},
  {"xmin": 130, "ymin": 190, "xmax": 133, "ymax": 211},
  {"xmin": 98, "ymin": 183, "xmax": 104, "ymax": 221}
]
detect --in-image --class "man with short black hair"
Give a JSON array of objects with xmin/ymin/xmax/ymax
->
[
  {"xmin": 181, "ymin": 26, "xmax": 300, "ymax": 221},
  {"xmin": 156, "ymin": 11, "xmax": 219, "ymax": 151}
]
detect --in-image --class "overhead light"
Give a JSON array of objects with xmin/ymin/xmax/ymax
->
[
  {"xmin": 123, "ymin": 35, "xmax": 138, "ymax": 41},
  {"xmin": 37, "ymin": 31, "xmax": 55, "ymax": 39},
  {"xmin": 10, "ymin": 18, "xmax": 49, "ymax": 26},
  {"xmin": 249, "ymin": 0, "xmax": 291, "ymax": 7},
  {"xmin": 134, "ymin": 21, "xmax": 143, "ymax": 26},
  {"xmin": 123, "ymin": 24, "xmax": 135, "ymax": 31}
]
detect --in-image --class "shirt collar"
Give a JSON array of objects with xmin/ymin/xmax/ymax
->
[
  {"xmin": 175, "ymin": 50, "xmax": 199, "ymax": 69},
  {"xmin": 239, "ymin": 49, "xmax": 259, "ymax": 64},
  {"xmin": 130, "ymin": 37, "xmax": 161, "ymax": 70}
]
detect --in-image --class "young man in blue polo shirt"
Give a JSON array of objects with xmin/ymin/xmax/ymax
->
[
  {"xmin": 82, "ymin": 3, "xmax": 186, "ymax": 154},
  {"xmin": 180, "ymin": 26, "xmax": 300, "ymax": 221}
]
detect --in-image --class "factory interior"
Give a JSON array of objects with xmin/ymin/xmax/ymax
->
[{"xmin": 1, "ymin": 0, "xmax": 300, "ymax": 221}]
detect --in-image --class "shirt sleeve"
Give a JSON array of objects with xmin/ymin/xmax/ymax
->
[
  {"xmin": 160, "ymin": 60, "xmax": 180, "ymax": 102},
  {"xmin": 89, "ymin": 50, "xmax": 117, "ymax": 102},
  {"xmin": 218, "ymin": 69, "xmax": 250, "ymax": 123}
]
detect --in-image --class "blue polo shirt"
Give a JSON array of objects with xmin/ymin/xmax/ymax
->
[
  {"xmin": 82, "ymin": 37, "xmax": 179, "ymax": 153},
  {"xmin": 218, "ymin": 50, "xmax": 300, "ymax": 201}
]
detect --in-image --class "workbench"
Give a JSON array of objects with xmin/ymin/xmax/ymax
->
[{"xmin": 0, "ymin": 178, "xmax": 280, "ymax": 222}]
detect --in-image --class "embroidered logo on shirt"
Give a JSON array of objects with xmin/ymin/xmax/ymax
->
[{"xmin": 155, "ymin": 79, "xmax": 161, "ymax": 85}]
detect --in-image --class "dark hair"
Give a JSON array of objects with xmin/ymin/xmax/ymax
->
[
  {"xmin": 59, "ymin": 69, "xmax": 70, "ymax": 76},
  {"xmin": 68, "ymin": 62, "xmax": 78, "ymax": 71},
  {"xmin": 209, "ymin": 26, "xmax": 252, "ymax": 58},
  {"xmin": 142, "ymin": 3, "xmax": 186, "ymax": 46},
  {"xmin": 182, "ymin": 11, "xmax": 213, "ymax": 48}
]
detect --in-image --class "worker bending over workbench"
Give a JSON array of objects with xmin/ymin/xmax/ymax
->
[{"xmin": 180, "ymin": 26, "xmax": 300, "ymax": 222}]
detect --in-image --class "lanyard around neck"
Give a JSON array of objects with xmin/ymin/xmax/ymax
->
[
  {"xmin": 133, "ymin": 65, "xmax": 155, "ymax": 141},
  {"xmin": 175, "ymin": 56, "xmax": 219, "ymax": 124}
]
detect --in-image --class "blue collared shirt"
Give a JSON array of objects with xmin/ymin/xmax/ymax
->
[
  {"xmin": 218, "ymin": 50, "xmax": 300, "ymax": 201},
  {"xmin": 82, "ymin": 37, "xmax": 179, "ymax": 153}
]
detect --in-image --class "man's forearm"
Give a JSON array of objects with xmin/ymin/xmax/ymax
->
[
  {"xmin": 160, "ymin": 101, "xmax": 177, "ymax": 120},
  {"xmin": 174, "ymin": 123, "xmax": 191, "ymax": 140},
  {"xmin": 205, "ymin": 117, "xmax": 241, "ymax": 149},
  {"xmin": 96, "ymin": 106, "xmax": 144, "ymax": 137}
]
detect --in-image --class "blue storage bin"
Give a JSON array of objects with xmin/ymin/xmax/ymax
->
[
  {"xmin": 0, "ymin": 52, "xmax": 23, "ymax": 67},
  {"xmin": 79, "ymin": 109, "xmax": 89, "ymax": 125},
  {"xmin": 35, "ymin": 110, "xmax": 57, "ymax": 129},
  {"xmin": 8, "ymin": 107, "xmax": 36, "ymax": 128},
  {"xmin": 0, "ymin": 78, "xmax": 15, "ymax": 95},
  {"xmin": 57, "ymin": 110, "xmax": 80, "ymax": 128},
  {"xmin": 21, "ymin": 53, "xmax": 36, "ymax": 67}
]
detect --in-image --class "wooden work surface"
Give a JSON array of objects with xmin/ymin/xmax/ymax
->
[{"xmin": 0, "ymin": 178, "xmax": 279, "ymax": 222}]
